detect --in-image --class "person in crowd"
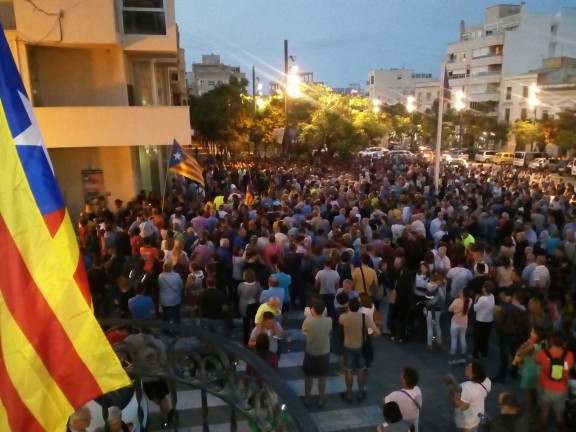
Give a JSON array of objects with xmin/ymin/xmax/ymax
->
[
  {"xmin": 238, "ymin": 268, "xmax": 262, "ymax": 344},
  {"xmin": 448, "ymin": 286, "xmax": 473, "ymax": 364},
  {"xmin": 382, "ymin": 366, "xmax": 422, "ymax": 432},
  {"xmin": 198, "ymin": 276, "xmax": 229, "ymax": 336},
  {"xmin": 471, "ymin": 281, "xmax": 495, "ymax": 360},
  {"xmin": 514, "ymin": 326, "xmax": 548, "ymax": 415},
  {"xmin": 315, "ymin": 258, "xmax": 340, "ymax": 316},
  {"xmin": 249, "ymin": 311, "xmax": 284, "ymax": 359},
  {"xmin": 534, "ymin": 331, "xmax": 574, "ymax": 431},
  {"xmin": 339, "ymin": 297, "xmax": 381, "ymax": 403},
  {"xmin": 66, "ymin": 406, "xmax": 93, "ymax": 432},
  {"xmin": 450, "ymin": 361, "xmax": 491, "ymax": 432},
  {"xmin": 488, "ymin": 392, "xmax": 530, "ymax": 432},
  {"xmin": 158, "ymin": 261, "xmax": 183, "ymax": 325},
  {"xmin": 389, "ymin": 257, "xmax": 412, "ymax": 343},
  {"xmin": 493, "ymin": 289, "xmax": 530, "ymax": 383},
  {"xmin": 376, "ymin": 401, "xmax": 415, "ymax": 432},
  {"xmin": 301, "ymin": 299, "xmax": 332, "ymax": 408}
]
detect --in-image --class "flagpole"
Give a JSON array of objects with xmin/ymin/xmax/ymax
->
[
  {"xmin": 434, "ymin": 61, "xmax": 446, "ymax": 194},
  {"xmin": 161, "ymin": 140, "xmax": 174, "ymax": 216}
]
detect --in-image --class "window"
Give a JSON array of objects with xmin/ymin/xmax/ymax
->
[
  {"xmin": 397, "ymin": 75, "xmax": 402, "ymax": 80},
  {"xmin": 505, "ymin": 87, "xmax": 512, "ymax": 100},
  {"xmin": 471, "ymin": 66, "xmax": 489, "ymax": 76},
  {"xmin": 472, "ymin": 47, "xmax": 490, "ymax": 58},
  {"xmin": 522, "ymin": 86, "xmax": 528, "ymax": 98},
  {"xmin": 426, "ymin": 92, "xmax": 431, "ymax": 101},
  {"xmin": 505, "ymin": 108, "xmax": 510, "ymax": 122},
  {"xmin": 449, "ymin": 68, "xmax": 466, "ymax": 79},
  {"xmin": 370, "ymin": 76, "xmax": 375, "ymax": 85},
  {"xmin": 207, "ymin": 80, "xmax": 215, "ymax": 86},
  {"xmin": 551, "ymin": 25, "xmax": 558, "ymax": 35},
  {"xmin": 521, "ymin": 108, "xmax": 527, "ymax": 120},
  {"xmin": 122, "ymin": 0, "xmax": 166, "ymax": 36}
]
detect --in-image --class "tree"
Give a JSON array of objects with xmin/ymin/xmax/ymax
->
[
  {"xmin": 189, "ymin": 77, "xmax": 251, "ymax": 154},
  {"xmin": 555, "ymin": 108, "xmax": 576, "ymax": 152},
  {"xmin": 510, "ymin": 120, "xmax": 542, "ymax": 151}
]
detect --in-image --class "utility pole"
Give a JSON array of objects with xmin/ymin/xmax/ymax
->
[
  {"xmin": 252, "ymin": 65, "xmax": 256, "ymax": 115},
  {"xmin": 282, "ymin": 39, "xmax": 289, "ymax": 156}
]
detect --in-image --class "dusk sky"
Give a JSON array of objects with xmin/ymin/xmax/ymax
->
[{"xmin": 176, "ymin": 0, "xmax": 575, "ymax": 91}]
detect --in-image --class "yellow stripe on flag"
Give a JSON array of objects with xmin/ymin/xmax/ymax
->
[
  {"xmin": 0, "ymin": 290, "xmax": 73, "ymax": 430},
  {"xmin": 0, "ymin": 397, "xmax": 10, "ymax": 432}
]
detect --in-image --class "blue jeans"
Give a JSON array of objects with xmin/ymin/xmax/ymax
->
[
  {"xmin": 162, "ymin": 303, "xmax": 181, "ymax": 324},
  {"xmin": 203, "ymin": 318, "xmax": 226, "ymax": 336}
]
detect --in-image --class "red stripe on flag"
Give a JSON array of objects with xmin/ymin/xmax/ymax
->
[
  {"xmin": 0, "ymin": 215, "xmax": 103, "ymax": 406},
  {"xmin": 0, "ymin": 336, "xmax": 45, "ymax": 432},
  {"xmin": 43, "ymin": 207, "xmax": 66, "ymax": 237},
  {"xmin": 73, "ymin": 257, "xmax": 92, "ymax": 306}
]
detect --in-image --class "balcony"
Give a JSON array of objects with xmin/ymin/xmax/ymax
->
[{"xmin": 34, "ymin": 105, "xmax": 190, "ymax": 149}]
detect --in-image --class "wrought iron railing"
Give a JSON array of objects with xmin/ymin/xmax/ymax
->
[{"xmin": 99, "ymin": 319, "xmax": 318, "ymax": 432}]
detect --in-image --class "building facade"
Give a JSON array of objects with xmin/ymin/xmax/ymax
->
[
  {"xmin": 446, "ymin": 4, "xmax": 576, "ymax": 116},
  {"xmin": 365, "ymin": 68, "xmax": 434, "ymax": 105},
  {"xmin": 499, "ymin": 57, "xmax": 576, "ymax": 124},
  {"xmin": 414, "ymin": 80, "xmax": 440, "ymax": 113},
  {"xmin": 1, "ymin": 0, "xmax": 190, "ymax": 219},
  {"xmin": 187, "ymin": 54, "xmax": 246, "ymax": 97}
]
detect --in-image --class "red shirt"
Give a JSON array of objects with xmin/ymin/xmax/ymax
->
[
  {"xmin": 140, "ymin": 246, "xmax": 158, "ymax": 272},
  {"xmin": 535, "ymin": 347, "xmax": 574, "ymax": 392}
]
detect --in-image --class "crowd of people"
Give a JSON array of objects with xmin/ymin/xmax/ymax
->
[{"xmin": 77, "ymin": 151, "xmax": 576, "ymax": 431}]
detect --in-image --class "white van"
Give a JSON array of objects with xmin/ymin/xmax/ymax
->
[{"xmin": 513, "ymin": 151, "xmax": 546, "ymax": 167}]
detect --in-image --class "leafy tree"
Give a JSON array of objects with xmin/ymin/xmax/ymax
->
[
  {"xmin": 555, "ymin": 108, "xmax": 576, "ymax": 152},
  {"xmin": 189, "ymin": 77, "xmax": 251, "ymax": 154},
  {"xmin": 510, "ymin": 120, "xmax": 542, "ymax": 150}
]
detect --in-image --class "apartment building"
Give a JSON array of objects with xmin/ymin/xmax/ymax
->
[
  {"xmin": 446, "ymin": 4, "xmax": 576, "ymax": 116},
  {"xmin": 500, "ymin": 57, "xmax": 576, "ymax": 124},
  {"xmin": 414, "ymin": 80, "xmax": 440, "ymax": 113},
  {"xmin": 365, "ymin": 68, "xmax": 434, "ymax": 105},
  {"xmin": 187, "ymin": 54, "xmax": 246, "ymax": 97},
  {"xmin": 1, "ymin": 0, "xmax": 190, "ymax": 218}
]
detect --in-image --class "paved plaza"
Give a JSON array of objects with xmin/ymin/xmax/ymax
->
[{"xmin": 148, "ymin": 311, "xmax": 520, "ymax": 432}]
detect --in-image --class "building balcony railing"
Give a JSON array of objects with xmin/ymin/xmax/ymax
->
[
  {"xmin": 34, "ymin": 105, "xmax": 191, "ymax": 148},
  {"xmin": 99, "ymin": 319, "xmax": 317, "ymax": 432}
]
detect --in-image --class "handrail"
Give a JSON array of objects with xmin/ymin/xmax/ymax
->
[{"xmin": 99, "ymin": 318, "xmax": 318, "ymax": 432}]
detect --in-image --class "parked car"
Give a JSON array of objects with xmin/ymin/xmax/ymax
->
[
  {"xmin": 557, "ymin": 160, "xmax": 571, "ymax": 175},
  {"xmin": 492, "ymin": 152, "xmax": 514, "ymax": 165},
  {"xmin": 357, "ymin": 146, "xmax": 388, "ymax": 158},
  {"xmin": 388, "ymin": 149, "xmax": 416, "ymax": 161},
  {"xmin": 445, "ymin": 158, "xmax": 468, "ymax": 169},
  {"xmin": 528, "ymin": 157, "xmax": 561, "ymax": 171},
  {"xmin": 474, "ymin": 150, "xmax": 497, "ymax": 163}
]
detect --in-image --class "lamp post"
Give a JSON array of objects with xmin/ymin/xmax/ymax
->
[
  {"xmin": 528, "ymin": 83, "xmax": 539, "ymax": 150},
  {"xmin": 454, "ymin": 90, "xmax": 465, "ymax": 149},
  {"xmin": 406, "ymin": 95, "xmax": 416, "ymax": 151}
]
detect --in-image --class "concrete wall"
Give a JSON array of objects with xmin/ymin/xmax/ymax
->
[
  {"xmin": 35, "ymin": 105, "xmax": 191, "ymax": 148},
  {"xmin": 32, "ymin": 46, "xmax": 128, "ymax": 107},
  {"xmin": 49, "ymin": 146, "xmax": 137, "ymax": 221},
  {"xmin": 13, "ymin": 0, "xmax": 118, "ymax": 46}
]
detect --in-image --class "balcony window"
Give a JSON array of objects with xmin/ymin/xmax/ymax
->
[
  {"xmin": 122, "ymin": 0, "xmax": 166, "ymax": 35},
  {"xmin": 521, "ymin": 108, "xmax": 527, "ymax": 120},
  {"xmin": 505, "ymin": 108, "xmax": 510, "ymax": 123},
  {"xmin": 505, "ymin": 87, "xmax": 512, "ymax": 100},
  {"xmin": 472, "ymin": 47, "xmax": 490, "ymax": 59}
]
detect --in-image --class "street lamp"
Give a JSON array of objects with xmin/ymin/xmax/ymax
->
[
  {"xmin": 528, "ymin": 83, "xmax": 539, "ymax": 151},
  {"xmin": 454, "ymin": 90, "xmax": 465, "ymax": 148},
  {"xmin": 406, "ymin": 95, "xmax": 416, "ymax": 150},
  {"xmin": 528, "ymin": 83, "xmax": 539, "ymax": 124},
  {"xmin": 283, "ymin": 63, "xmax": 301, "ymax": 156},
  {"xmin": 372, "ymin": 98, "xmax": 381, "ymax": 114}
]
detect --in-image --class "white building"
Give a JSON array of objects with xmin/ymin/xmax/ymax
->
[
  {"xmin": 414, "ymin": 80, "xmax": 440, "ymax": 113},
  {"xmin": 366, "ymin": 68, "xmax": 434, "ymax": 106},
  {"xmin": 446, "ymin": 4, "xmax": 576, "ymax": 116},
  {"xmin": 188, "ymin": 54, "xmax": 246, "ymax": 96},
  {"xmin": 499, "ymin": 57, "xmax": 576, "ymax": 124}
]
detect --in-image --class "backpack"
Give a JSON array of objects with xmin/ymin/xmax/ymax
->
[{"xmin": 544, "ymin": 349, "xmax": 567, "ymax": 382}]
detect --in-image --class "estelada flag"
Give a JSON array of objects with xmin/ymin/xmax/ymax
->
[
  {"xmin": 0, "ymin": 27, "xmax": 129, "ymax": 431},
  {"xmin": 168, "ymin": 139, "xmax": 205, "ymax": 187}
]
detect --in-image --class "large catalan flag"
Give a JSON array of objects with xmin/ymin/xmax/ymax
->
[
  {"xmin": 168, "ymin": 139, "xmax": 205, "ymax": 187},
  {"xmin": 0, "ymin": 28, "xmax": 129, "ymax": 431}
]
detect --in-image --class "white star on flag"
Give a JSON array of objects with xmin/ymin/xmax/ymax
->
[{"xmin": 173, "ymin": 152, "xmax": 182, "ymax": 161}]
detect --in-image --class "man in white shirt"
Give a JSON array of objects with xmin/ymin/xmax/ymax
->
[
  {"xmin": 429, "ymin": 210, "xmax": 445, "ymax": 238},
  {"xmin": 451, "ymin": 361, "xmax": 491, "ymax": 431},
  {"xmin": 382, "ymin": 366, "xmax": 422, "ymax": 432}
]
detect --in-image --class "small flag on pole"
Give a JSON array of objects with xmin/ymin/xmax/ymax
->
[
  {"xmin": 245, "ymin": 182, "xmax": 255, "ymax": 206},
  {"xmin": 0, "ymin": 26, "xmax": 129, "ymax": 431},
  {"xmin": 168, "ymin": 139, "xmax": 205, "ymax": 187}
]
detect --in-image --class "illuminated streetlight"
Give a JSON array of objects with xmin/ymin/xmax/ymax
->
[
  {"xmin": 372, "ymin": 98, "xmax": 381, "ymax": 114},
  {"xmin": 286, "ymin": 65, "xmax": 302, "ymax": 98},
  {"xmin": 454, "ymin": 90, "xmax": 465, "ymax": 148},
  {"xmin": 406, "ymin": 95, "xmax": 416, "ymax": 114},
  {"xmin": 528, "ymin": 83, "xmax": 539, "ymax": 123},
  {"xmin": 406, "ymin": 96, "xmax": 416, "ymax": 150}
]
